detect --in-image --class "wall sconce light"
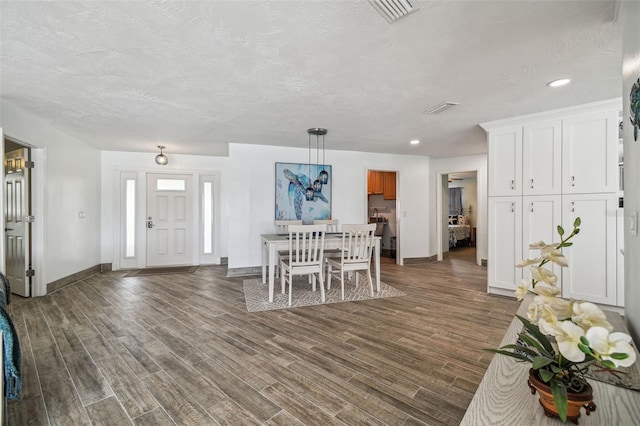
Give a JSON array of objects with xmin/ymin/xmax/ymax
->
[{"xmin": 155, "ymin": 145, "xmax": 168, "ymax": 165}]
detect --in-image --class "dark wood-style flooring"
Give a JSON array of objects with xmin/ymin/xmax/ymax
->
[{"xmin": 7, "ymin": 247, "xmax": 519, "ymax": 425}]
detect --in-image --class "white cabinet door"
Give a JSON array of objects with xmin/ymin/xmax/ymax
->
[
  {"xmin": 522, "ymin": 195, "xmax": 563, "ymax": 289},
  {"xmin": 488, "ymin": 127, "xmax": 522, "ymax": 197},
  {"xmin": 562, "ymin": 111, "xmax": 618, "ymax": 194},
  {"xmin": 488, "ymin": 197, "xmax": 522, "ymax": 292},
  {"xmin": 523, "ymin": 120, "xmax": 562, "ymax": 195},
  {"xmin": 561, "ymin": 194, "xmax": 617, "ymax": 305}
]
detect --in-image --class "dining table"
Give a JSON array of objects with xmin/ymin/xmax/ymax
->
[{"xmin": 261, "ymin": 233, "xmax": 382, "ymax": 303}]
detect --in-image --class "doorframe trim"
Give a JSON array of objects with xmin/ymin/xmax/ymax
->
[
  {"xmin": 436, "ymin": 168, "xmax": 480, "ymax": 266},
  {"xmin": 112, "ymin": 167, "xmax": 222, "ymax": 271}
]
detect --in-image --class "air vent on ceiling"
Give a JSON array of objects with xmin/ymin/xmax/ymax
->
[
  {"xmin": 425, "ymin": 102, "xmax": 459, "ymax": 114},
  {"xmin": 369, "ymin": 0, "xmax": 419, "ymax": 23}
]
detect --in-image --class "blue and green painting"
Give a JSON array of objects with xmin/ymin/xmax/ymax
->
[{"xmin": 275, "ymin": 162, "xmax": 332, "ymax": 223}]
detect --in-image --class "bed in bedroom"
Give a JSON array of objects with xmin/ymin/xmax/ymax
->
[{"xmin": 448, "ymin": 215, "xmax": 471, "ymax": 248}]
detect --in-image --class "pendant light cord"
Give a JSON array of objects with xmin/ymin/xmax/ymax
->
[{"xmin": 308, "ymin": 132, "xmax": 311, "ymax": 180}]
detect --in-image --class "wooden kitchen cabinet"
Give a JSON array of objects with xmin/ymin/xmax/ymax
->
[
  {"xmin": 383, "ymin": 172, "xmax": 396, "ymax": 200},
  {"xmin": 368, "ymin": 171, "xmax": 383, "ymax": 195}
]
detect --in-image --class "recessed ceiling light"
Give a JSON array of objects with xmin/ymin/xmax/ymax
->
[
  {"xmin": 410, "ymin": 140, "xmax": 420, "ymax": 145},
  {"xmin": 547, "ymin": 78, "xmax": 571, "ymax": 87}
]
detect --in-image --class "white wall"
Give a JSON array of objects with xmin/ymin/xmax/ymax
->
[
  {"xmin": 100, "ymin": 151, "xmax": 229, "ymax": 268},
  {"xmin": 622, "ymin": 0, "xmax": 640, "ymax": 342},
  {"xmin": 0, "ymin": 101, "xmax": 101, "ymax": 291},
  {"xmin": 227, "ymin": 143, "xmax": 431, "ymax": 269},
  {"xmin": 430, "ymin": 154, "xmax": 488, "ymax": 263}
]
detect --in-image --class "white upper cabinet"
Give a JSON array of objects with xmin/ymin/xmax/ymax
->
[
  {"xmin": 562, "ymin": 111, "xmax": 618, "ymax": 194},
  {"xmin": 488, "ymin": 126, "xmax": 522, "ymax": 196},
  {"xmin": 522, "ymin": 120, "xmax": 562, "ymax": 195}
]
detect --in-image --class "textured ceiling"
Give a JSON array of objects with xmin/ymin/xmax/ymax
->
[{"xmin": 0, "ymin": 1, "xmax": 622, "ymax": 158}]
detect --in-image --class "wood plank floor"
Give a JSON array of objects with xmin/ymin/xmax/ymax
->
[{"xmin": 7, "ymin": 248, "xmax": 519, "ymax": 425}]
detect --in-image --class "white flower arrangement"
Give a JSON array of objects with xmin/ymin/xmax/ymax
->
[{"xmin": 489, "ymin": 217, "xmax": 637, "ymax": 422}]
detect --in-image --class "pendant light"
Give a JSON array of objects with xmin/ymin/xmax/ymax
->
[
  {"xmin": 305, "ymin": 132, "xmax": 315, "ymax": 201},
  {"xmin": 155, "ymin": 145, "xmax": 168, "ymax": 165},
  {"xmin": 307, "ymin": 128, "xmax": 328, "ymax": 194},
  {"xmin": 319, "ymin": 129, "xmax": 329, "ymax": 184}
]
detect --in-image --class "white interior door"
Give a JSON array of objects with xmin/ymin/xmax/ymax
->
[
  {"xmin": 4, "ymin": 148, "xmax": 30, "ymax": 297},
  {"xmin": 146, "ymin": 174, "xmax": 193, "ymax": 267}
]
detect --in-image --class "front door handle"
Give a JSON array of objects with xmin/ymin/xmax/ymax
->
[{"xmin": 147, "ymin": 217, "xmax": 154, "ymax": 228}]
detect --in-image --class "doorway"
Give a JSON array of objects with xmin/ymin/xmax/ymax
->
[
  {"xmin": 438, "ymin": 170, "xmax": 478, "ymax": 265},
  {"xmin": 366, "ymin": 169, "xmax": 398, "ymax": 263},
  {"xmin": 3, "ymin": 138, "xmax": 32, "ymax": 297}
]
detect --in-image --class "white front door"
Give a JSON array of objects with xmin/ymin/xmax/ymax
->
[
  {"xmin": 146, "ymin": 174, "xmax": 193, "ymax": 267},
  {"xmin": 4, "ymin": 147, "xmax": 31, "ymax": 297}
]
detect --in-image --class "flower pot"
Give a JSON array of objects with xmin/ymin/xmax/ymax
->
[{"xmin": 527, "ymin": 369, "xmax": 596, "ymax": 424}]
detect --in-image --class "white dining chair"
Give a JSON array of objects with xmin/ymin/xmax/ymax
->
[
  {"xmin": 326, "ymin": 223, "xmax": 376, "ymax": 300},
  {"xmin": 280, "ymin": 224, "xmax": 327, "ymax": 306},
  {"xmin": 313, "ymin": 219, "xmax": 339, "ymax": 233},
  {"xmin": 275, "ymin": 220, "xmax": 303, "ymax": 234}
]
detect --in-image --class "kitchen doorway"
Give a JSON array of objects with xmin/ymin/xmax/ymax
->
[{"xmin": 366, "ymin": 169, "xmax": 398, "ymax": 264}]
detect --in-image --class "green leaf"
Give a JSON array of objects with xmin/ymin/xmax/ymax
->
[
  {"xmin": 517, "ymin": 315, "xmax": 554, "ymax": 354},
  {"xmin": 532, "ymin": 356, "xmax": 554, "ymax": 369},
  {"xmin": 550, "ymin": 381, "xmax": 569, "ymax": 422},
  {"xmin": 557, "ymin": 225, "xmax": 565, "ymax": 236},
  {"xmin": 574, "ymin": 217, "xmax": 581, "ymax": 227},
  {"xmin": 574, "ymin": 228, "xmax": 580, "ymax": 235},
  {"xmin": 519, "ymin": 333, "xmax": 553, "ymax": 358},
  {"xmin": 580, "ymin": 336, "xmax": 589, "ymax": 346},
  {"xmin": 564, "ymin": 242, "xmax": 573, "ymax": 247},
  {"xmin": 539, "ymin": 369, "xmax": 555, "ymax": 382},
  {"xmin": 550, "ymin": 364, "xmax": 562, "ymax": 374},
  {"xmin": 500, "ymin": 344, "xmax": 538, "ymax": 358},
  {"xmin": 484, "ymin": 349, "xmax": 531, "ymax": 362},
  {"xmin": 601, "ymin": 359, "xmax": 616, "ymax": 369}
]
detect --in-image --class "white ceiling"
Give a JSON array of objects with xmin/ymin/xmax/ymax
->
[{"xmin": 0, "ymin": 1, "xmax": 622, "ymax": 158}]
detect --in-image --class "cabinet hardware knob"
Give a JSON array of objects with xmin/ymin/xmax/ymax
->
[
  {"xmin": 511, "ymin": 180, "xmax": 514, "ymax": 190},
  {"xmin": 531, "ymin": 203, "xmax": 534, "ymax": 212},
  {"xmin": 531, "ymin": 179, "xmax": 534, "ymax": 188},
  {"xmin": 571, "ymin": 176, "xmax": 575, "ymax": 186},
  {"xmin": 511, "ymin": 203, "xmax": 514, "ymax": 213},
  {"xmin": 571, "ymin": 201, "xmax": 575, "ymax": 212}
]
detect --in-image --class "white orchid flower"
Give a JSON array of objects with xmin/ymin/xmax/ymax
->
[
  {"xmin": 537, "ymin": 295, "xmax": 573, "ymax": 321},
  {"xmin": 529, "ymin": 241, "xmax": 547, "ymax": 249},
  {"xmin": 538, "ymin": 317, "xmax": 562, "ymax": 337},
  {"xmin": 540, "ymin": 245, "xmax": 568, "ymax": 267},
  {"xmin": 515, "ymin": 279, "xmax": 529, "ymax": 301},
  {"xmin": 530, "ymin": 281, "xmax": 561, "ymax": 298},
  {"xmin": 516, "ymin": 257, "xmax": 542, "ymax": 267},
  {"xmin": 572, "ymin": 302, "xmax": 613, "ymax": 332},
  {"xmin": 555, "ymin": 321, "xmax": 587, "ymax": 362},
  {"xmin": 530, "ymin": 266, "xmax": 558, "ymax": 286},
  {"xmin": 586, "ymin": 327, "xmax": 638, "ymax": 368}
]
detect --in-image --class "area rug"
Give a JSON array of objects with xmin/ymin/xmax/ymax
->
[
  {"xmin": 243, "ymin": 275, "xmax": 406, "ymax": 312},
  {"xmin": 124, "ymin": 266, "xmax": 198, "ymax": 277}
]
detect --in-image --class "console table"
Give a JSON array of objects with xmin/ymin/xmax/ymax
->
[{"xmin": 461, "ymin": 298, "xmax": 640, "ymax": 425}]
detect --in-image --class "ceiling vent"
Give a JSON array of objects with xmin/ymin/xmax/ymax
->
[
  {"xmin": 369, "ymin": 0, "xmax": 419, "ymax": 23},
  {"xmin": 425, "ymin": 102, "xmax": 459, "ymax": 114}
]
